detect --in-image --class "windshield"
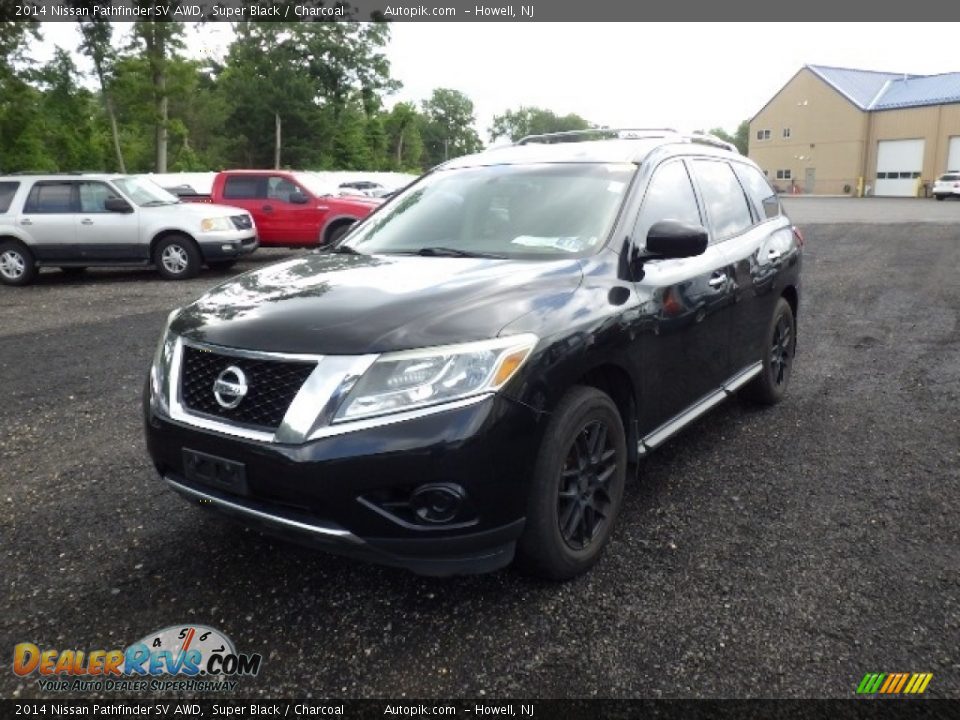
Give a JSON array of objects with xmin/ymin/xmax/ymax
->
[
  {"xmin": 344, "ymin": 163, "xmax": 635, "ymax": 259},
  {"xmin": 294, "ymin": 173, "xmax": 338, "ymax": 198},
  {"xmin": 112, "ymin": 176, "xmax": 179, "ymax": 206}
]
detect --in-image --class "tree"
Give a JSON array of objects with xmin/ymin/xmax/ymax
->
[
  {"xmin": 75, "ymin": 15, "xmax": 125, "ymax": 171},
  {"xmin": 384, "ymin": 102, "xmax": 423, "ymax": 170},
  {"xmin": 130, "ymin": 19, "xmax": 185, "ymax": 172},
  {"xmin": 704, "ymin": 120, "xmax": 749, "ymax": 155},
  {"xmin": 421, "ymin": 88, "xmax": 482, "ymax": 166},
  {"xmin": 488, "ymin": 106, "xmax": 592, "ymax": 143}
]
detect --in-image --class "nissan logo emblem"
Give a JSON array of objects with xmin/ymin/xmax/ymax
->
[{"xmin": 213, "ymin": 366, "xmax": 248, "ymax": 409}]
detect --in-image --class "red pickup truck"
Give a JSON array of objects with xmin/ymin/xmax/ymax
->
[{"xmin": 179, "ymin": 170, "xmax": 382, "ymax": 247}]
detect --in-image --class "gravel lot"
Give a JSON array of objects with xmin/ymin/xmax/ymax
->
[{"xmin": 2, "ymin": 203, "xmax": 958, "ymax": 699}]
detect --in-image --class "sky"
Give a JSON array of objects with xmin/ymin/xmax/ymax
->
[{"xmin": 29, "ymin": 22, "xmax": 960, "ymax": 143}]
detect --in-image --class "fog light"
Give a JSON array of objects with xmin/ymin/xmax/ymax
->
[
  {"xmin": 410, "ymin": 483, "xmax": 465, "ymax": 524},
  {"xmin": 221, "ymin": 244, "xmax": 235, "ymax": 252}
]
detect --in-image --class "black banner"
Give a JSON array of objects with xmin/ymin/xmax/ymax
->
[
  {"xmin": 1, "ymin": 0, "xmax": 957, "ymax": 22},
  {"xmin": 2, "ymin": 699, "xmax": 959, "ymax": 720}
]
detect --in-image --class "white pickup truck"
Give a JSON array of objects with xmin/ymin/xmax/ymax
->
[{"xmin": 0, "ymin": 174, "xmax": 258, "ymax": 286}]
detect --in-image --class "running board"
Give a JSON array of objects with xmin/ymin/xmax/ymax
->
[{"xmin": 637, "ymin": 362, "xmax": 762, "ymax": 456}]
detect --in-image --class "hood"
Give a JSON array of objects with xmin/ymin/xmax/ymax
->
[
  {"xmin": 330, "ymin": 195, "xmax": 382, "ymax": 211},
  {"xmin": 171, "ymin": 253, "xmax": 583, "ymax": 355},
  {"xmin": 144, "ymin": 202, "xmax": 252, "ymax": 219}
]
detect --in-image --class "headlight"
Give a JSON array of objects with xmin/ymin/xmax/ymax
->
[
  {"xmin": 333, "ymin": 334, "xmax": 538, "ymax": 423},
  {"xmin": 149, "ymin": 309, "xmax": 180, "ymax": 414},
  {"xmin": 200, "ymin": 217, "xmax": 233, "ymax": 232}
]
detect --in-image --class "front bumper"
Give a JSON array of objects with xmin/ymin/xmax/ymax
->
[
  {"xmin": 198, "ymin": 234, "xmax": 259, "ymax": 261},
  {"xmin": 144, "ymin": 392, "xmax": 542, "ymax": 575}
]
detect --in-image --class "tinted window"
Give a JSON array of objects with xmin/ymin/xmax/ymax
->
[
  {"xmin": 223, "ymin": 176, "xmax": 266, "ymax": 199},
  {"xmin": 0, "ymin": 182, "xmax": 18, "ymax": 213},
  {"xmin": 635, "ymin": 161, "xmax": 702, "ymax": 248},
  {"xmin": 734, "ymin": 163, "xmax": 781, "ymax": 220},
  {"xmin": 25, "ymin": 182, "xmax": 76, "ymax": 213},
  {"xmin": 939, "ymin": 174, "xmax": 960, "ymax": 181},
  {"xmin": 692, "ymin": 160, "xmax": 753, "ymax": 241},
  {"xmin": 78, "ymin": 182, "xmax": 121, "ymax": 213}
]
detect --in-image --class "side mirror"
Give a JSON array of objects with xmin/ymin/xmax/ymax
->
[
  {"xmin": 104, "ymin": 197, "xmax": 133, "ymax": 213},
  {"xmin": 645, "ymin": 220, "xmax": 708, "ymax": 259},
  {"xmin": 289, "ymin": 191, "xmax": 309, "ymax": 205}
]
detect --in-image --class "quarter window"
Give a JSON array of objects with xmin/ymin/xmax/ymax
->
[
  {"xmin": 635, "ymin": 161, "xmax": 702, "ymax": 249},
  {"xmin": 0, "ymin": 182, "xmax": 19, "ymax": 213},
  {"xmin": 733, "ymin": 164, "xmax": 781, "ymax": 220},
  {"xmin": 691, "ymin": 160, "xmax": 753, "ymax": 241},
  {"xmin": 24, "ymin": 182, "xmax": 76, "ymax": 213}
]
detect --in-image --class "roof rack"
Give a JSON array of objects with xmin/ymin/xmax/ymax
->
[
  {"xmin": 514, "ymin": 128, "xmax": 740, "ymax": 154},
  {"xmin": 516, "ymin": 128, "xmax": 678, "ymax": 145}
]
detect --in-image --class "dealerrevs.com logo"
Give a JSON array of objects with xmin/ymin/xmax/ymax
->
[{"xmin": 13, "ymin": 625, "xmax": 262, "ymax": 693}]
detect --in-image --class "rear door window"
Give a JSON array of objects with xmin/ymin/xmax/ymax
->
[
  {"xmin": 690, "ymin": 160, "xmax": 754, "ymax": 242},
  {"xmin": 733, "ymin": 163, "xmax": 782, "ymax": 220},
  {"xmin": 223, "ymin": 176, "xmax": 266, "ymax": 199},
  {"xmin": 0, "ymin": 182, "xmax": 19, "ymax": 213},
  {"xmin": 24, "ymin": 182, "xmax": 77, "ymax": 213}
]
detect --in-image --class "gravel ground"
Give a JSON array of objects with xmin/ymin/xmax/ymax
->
[{"xmin": 1, "ymin": 217, "xmax": 958, "ymax": 699}]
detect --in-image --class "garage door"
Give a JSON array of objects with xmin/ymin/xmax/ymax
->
[
  {"xmin": 875, "ymin": 139, "xmax": 923, "ymax": 197},
  {"xmin": 947, "ymin": 137, "xmax": 960, "ymax": 172}
]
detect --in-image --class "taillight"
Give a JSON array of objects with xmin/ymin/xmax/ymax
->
[{"xmin": 791, "ymin": 225, "xmax": 805, "ymax": 247}]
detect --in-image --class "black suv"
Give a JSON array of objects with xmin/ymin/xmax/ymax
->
[{"xmin": 144, "ymin": 129, "xmax": 802, "ymax": 579}]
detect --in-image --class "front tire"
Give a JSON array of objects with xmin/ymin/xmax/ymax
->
[
  {"xmin": 516, "ymin": 386, "xmax": 627, "ymax": 580},
  {"xmin": 935, "ymin": 194, "xmax": 945, "ymax": 201},
  {"xmin": 0, "ymin": 240, "xmax": 37, "ymax": 286},
  {"xmin": 325, "ymin": 223, "xmax": 352, "ymax": 246},
  {"xmin": 743, "ymin": 297, "xmax": 796, "ymax": 405},
  {"xmin": 154, "ymin": 235, "xmax": 201, "ymax": 280}
]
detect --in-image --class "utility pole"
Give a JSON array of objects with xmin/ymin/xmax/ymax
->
[{"xmin": 274, "ymin": 113, "xmax": 282, "ymax": 169}]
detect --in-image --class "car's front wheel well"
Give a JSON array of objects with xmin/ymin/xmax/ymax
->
[
  {"xmin": 781, "ymin": 284, "xmax": 799, "ymax": 322},
  {"xmin": 150, "ymin": 230, "xmax": 198, "ymax": 259},
  {"xmin": 323, "ymin": 218, "xmax": 357, "ymax": 245},
  {"xmin": 576, "ymin": 364, "xmax": 639, "ymax": 465}
]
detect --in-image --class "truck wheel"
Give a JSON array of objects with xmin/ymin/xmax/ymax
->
[
  {"xmin": 325, "ymin": 223, "xmax": 353, "ymax": 246},
  {"xmin": 0, "ymin": 240, "xmax": 38, "ymax": 286},
  {"xmin": 154, "ymin": 235, "xmax": 201, "ymax": 280},
  {"xmin": 516, "ymin": 385, "xmax": 627, "ymax": 580}
]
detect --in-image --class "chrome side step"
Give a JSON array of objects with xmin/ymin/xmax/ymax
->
[{"xmin": 637, "ymin": 362, "xmax": 762, "ymax": 456}]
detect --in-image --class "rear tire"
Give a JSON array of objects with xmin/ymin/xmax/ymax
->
[
  {"xmin": 935, "ymin": 194, "xmax": 945, "ymax": 201},
  {"xmin": 0, "ymin": 240, "xmax": 37, "ymax": 286},
  {"xmin": 154, "ymin": 234, "xmax": 201, "ymax": 280},
  {"xmin": 516, "ymin": 386, "xmax": 627, "ymax": 581},
  {"xmin": 743, "ymin": 297, "xmax": 796, "ymax": 405}
]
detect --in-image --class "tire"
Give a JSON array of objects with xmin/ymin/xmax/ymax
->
[
  {"xmin": 325, "ymin": 223, "xmax": 352, "ymax": 246},
  {"xmin": 154, "ymin": 234, "xmax": 201, "ymax": 280},
  {"xmin": 743, "ymin": 297, "xmax": 796, "ymax": 405},
  {"xmin": 207, "ymin": 260, "xmax": 237, "ymax": 272},
  {"xmin": 935, "ymin": 194, "xmax": 945, "ymax": 201},
  {"xmin": 0, "ymin": 240, "xmax": 37, "ymax": 286},
  {"xmin": 60, "ymin": 267, "xmax": 87, "ymax": 276},
  {"xmin": 516, "ymin": 385, "xmax": 627, "ymax": 580}
]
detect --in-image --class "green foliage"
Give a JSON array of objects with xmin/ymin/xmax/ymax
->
[
  {"xmin": 705, "ymin": 120, "xmax": 750, "ymax": 155},
  {"xmin": 420, "ymin": 88, "xmax": 483, "ymax": 166},
  {"xmin": 489, "ymin": 106, "xmax": 592, "ymax": 143}
]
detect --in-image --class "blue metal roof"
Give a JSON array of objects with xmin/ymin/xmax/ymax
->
[{"xmin": 807, "ymin": 64, "xmax": 960, "ymax": 111}]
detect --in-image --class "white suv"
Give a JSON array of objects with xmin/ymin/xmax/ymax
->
[
  {"xmin": 932, "ymin": 172, "xmax": 960, "ymax": 200},
  {"xmin": 0, "ymin": 174, "xmax": 258, "ymax": 286}
]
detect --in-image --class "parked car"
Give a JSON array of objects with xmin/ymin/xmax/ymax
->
[
  {"xmin": 0, "ymin": 174, "xmax": 258, "ymax": 286},
  {"xmin": 144, "ymin": 129, "xmax": 802, "ymax": 579},
  {"xmin": 178, "ymin": 170, "xmax": 381, "ymax": 247},
  {"xmin": 932, "ymin": 172, "xmax": 960, "ymax": 200}
]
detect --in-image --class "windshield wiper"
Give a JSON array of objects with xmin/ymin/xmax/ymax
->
[{"xmin": 411, "ymin": 247, "xmax": 507, "ymax": 259}]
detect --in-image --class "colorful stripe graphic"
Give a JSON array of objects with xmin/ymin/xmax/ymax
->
[{"xmin": 857, "ymin": 672, "xmax": 933, "ymax": 694}]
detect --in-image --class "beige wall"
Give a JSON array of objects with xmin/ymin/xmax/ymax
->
[
  {"xmin": 749, "ymin": 68, "xmax": 868, "ymax": 195},
  {"xmin": 866, "ymin": 104, "xmax": 960, "ymax": 186}
]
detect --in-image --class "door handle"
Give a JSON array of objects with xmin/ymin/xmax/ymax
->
[
  {"xmin": 81, "ymin": 218, "xmax": 94, "ymax": 225},
  {"xmin": 20, "ymin": 218, "xmax": 32, "ymax": 226},
  {"xmin": 316, "ymin": 206, "xmax": 329, "ymax": 211},
  {"xmin": 708, "ymin": 274, "xmax": 727, "ymax": 288}
]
